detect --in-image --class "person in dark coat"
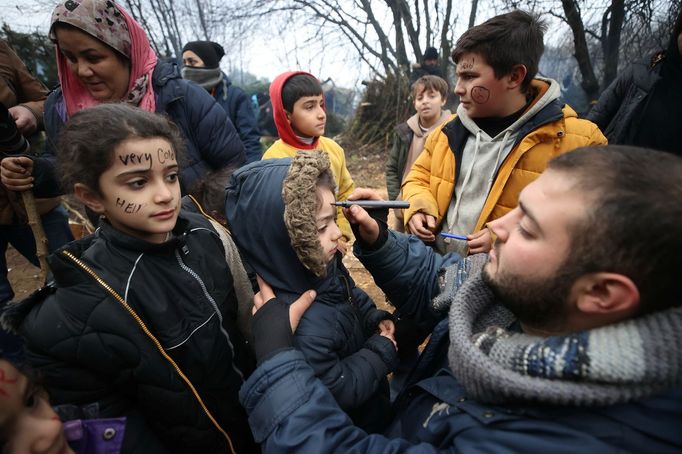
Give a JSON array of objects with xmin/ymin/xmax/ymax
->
[
  {"xmin": 0, "ymin": 0, "xmax": 245, "ymax": 199},
  {"xmin": 225, "ymin": 152, "xmax": 398, "ymax": 433},
  {"xmin": 587, "ymin": 8, "xmax": 682, "ymax": 155},
  {"xmin": 410, "ymin": 46, "xmax": 446, "ymax": 82},
  {"xmin": 182, "ymin": 41, "xmax": 263, "ymax": 163},
  {"xmin": 239, "ymin": 145, "xmax": 682, "ymax": 452},
  {"xmin": 4, "ymin": 104, "xmax": 256, "ymax": 454}
]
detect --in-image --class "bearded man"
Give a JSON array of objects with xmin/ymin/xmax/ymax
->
[{"xmin": 241, "ymin": 145, "xmax": 682, "ymax": 452}]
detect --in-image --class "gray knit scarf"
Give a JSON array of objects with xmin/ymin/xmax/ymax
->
[
  {"xmin": 439, "ymin": 255, "xmax": 682, "ymax": 406},
  {"xmin": 180, "ymin": 66, "xmax": 222, "ymax": 91}
]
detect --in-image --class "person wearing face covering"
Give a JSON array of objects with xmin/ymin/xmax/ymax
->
[
  {"xmin": 0, "ymin": 0, "xmax": 246, "ymax": 199},
  {"xmin": 182, "ymin": 41, "xmax": 263, "ymax": 163}
]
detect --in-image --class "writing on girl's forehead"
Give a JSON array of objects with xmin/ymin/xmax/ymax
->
[
  {"xmin": 117, "ymin": 148, "xmax": 176, "ymax": 166},
  {"xmin": 157, "ymin": 147, "xmax": 175, "ymax": 164},
  {"xmin": 0, "ymin": 368, "xmax": 18, "ymax": 398},
  {"xmin": 116, "ymin": 198, "xmax": 143, "ymax": 214},
  {"xmin": 119, "ymin": 152, "xmax": 152, "ymax": 166}
]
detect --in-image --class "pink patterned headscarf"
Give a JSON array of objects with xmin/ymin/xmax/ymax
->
[{"xmin": 50, "ymin": 0, "xmax": 157, "ymax": 117}]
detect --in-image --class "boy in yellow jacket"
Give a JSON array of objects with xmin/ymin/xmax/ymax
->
[
  {"xmin": 263, "ymin": 71, "xmax": 354, "ymax": 244},
  {"xmin": 402, "ymin": 11, "xmax": 606, "ymax": 256}
]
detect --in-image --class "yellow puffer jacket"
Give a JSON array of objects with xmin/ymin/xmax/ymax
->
[
  {"xmin": 402, "ymin": 97, "xmax": 607, "ymax": 233},
  {"xmin": 262, "ymin": 136, "xmax": 355, "ymax": 241}
]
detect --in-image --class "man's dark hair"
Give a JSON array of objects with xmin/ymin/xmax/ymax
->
[
  {"xmin": 57, "ymin": 104, "xmax": 186, "ymax": 195},
  {"xmin": 281, "ymin": 74, "xmax": 323, "ymax": 113},
  {"xmin": 452, "ymin": 10, "xmax": 546, "ymax": 93},
  {"xmin": 549, "ymin": 145, "xmax": 682, "ymax": 315}
]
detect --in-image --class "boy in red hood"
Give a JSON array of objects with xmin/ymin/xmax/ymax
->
[{"xmin": 263, "ymin": 71, "xmax": 355, "ymax": 243}]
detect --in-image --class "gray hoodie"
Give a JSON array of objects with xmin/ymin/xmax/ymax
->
[{"xmin": 436, "ymin": 78, "xmax": 562, "ymax": 255}]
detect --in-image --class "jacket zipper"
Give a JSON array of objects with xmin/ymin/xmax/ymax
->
[
  {"xmin": 174, "ymin": 249, "xmax": 244, "ymax": 380},
  {"xmin": 61, "ymin": 250, "xmax": 237, "ymax": 454}
]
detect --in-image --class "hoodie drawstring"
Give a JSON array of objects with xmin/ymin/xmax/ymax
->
[{"xmin": 445, "ymin": 129, "xmax": 511, "ymax": 234}]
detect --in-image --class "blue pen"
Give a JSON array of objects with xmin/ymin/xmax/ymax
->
[{"xmin": 440, "ymin": 232, "xmax": 468, "ymax": 241}]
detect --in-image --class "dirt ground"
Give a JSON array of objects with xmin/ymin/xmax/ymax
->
[{"xmin": 6, "ymin": 146, "xmax": 392, "ymax": 310}]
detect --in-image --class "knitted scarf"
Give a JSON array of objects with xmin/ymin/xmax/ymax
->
[
  {"xmin": 180, "ymin": 67, "xmax": 223, "ymax": 92},
  {"xmin": 440, "ymin": 256, "xmax": 682, "ymax": 406}
]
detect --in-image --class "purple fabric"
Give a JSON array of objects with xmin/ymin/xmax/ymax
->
[{"xmin": 63, "ymin": 417, "xmax": 126, "ymax": 454}]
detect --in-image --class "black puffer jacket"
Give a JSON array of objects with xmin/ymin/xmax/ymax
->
[
  {"xmin": 8, "ymin": 211, "xmax": 256, "ymax": 453},
  {"xmin": 225, "ymin": 158, "xmax": 397, "ymax": 433},
  {"xmin": 586, "ymin": 51, "xmax": 665, "ymax": 143}
]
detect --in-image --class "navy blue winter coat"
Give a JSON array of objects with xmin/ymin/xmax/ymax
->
[
  {"xmin": 213, "ymin": 73, "xmax": 262, "ymax": 163},
  {"xmin": 40, "ymin": 60, "xmax": 245, "ymax": 195},
  {"xmin": 225, "ymin": 158, "xmax": 397, "ymax": 432},
  {"xmin": 239, "ymin": 231, "xmax": 682, "ymax": 452}
]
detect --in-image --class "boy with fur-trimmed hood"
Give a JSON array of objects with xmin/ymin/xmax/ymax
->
[{"xmin": 225, "ymin": 151, "xmax": 397, "ymax": 433}]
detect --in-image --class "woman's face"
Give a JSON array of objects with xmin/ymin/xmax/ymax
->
[
  {"xmin": 55, "ymin": 26, "xmax": 131, "ymax": 102},
  {"xmin": 0, "ymin": 359, "xmax": 74, "ymax": 454}
]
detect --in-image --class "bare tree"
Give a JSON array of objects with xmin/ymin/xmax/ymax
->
[
  {"xmin": 240, "ymin": 0, "xmax": 458, "ymax": 80},
  {"xmin": 540, "ymin": 0, "xmax": 677, "ymax": 100}
]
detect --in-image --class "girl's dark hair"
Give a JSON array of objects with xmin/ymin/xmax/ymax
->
[{"xmin": 57, "ymin": 104, "xmax": 186, "ymax": 195}]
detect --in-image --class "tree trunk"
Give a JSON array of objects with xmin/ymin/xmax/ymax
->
[
  {"xmin": 601, "ymin": 0, "xmax": 625, "ymax": 90},
  {"xmin": 561, "ymin": 0, "xmax": 600, "ymax": 101},
  {"xmin": 468, "ymin": 0, "xmax": 479, "ymax": 28}
]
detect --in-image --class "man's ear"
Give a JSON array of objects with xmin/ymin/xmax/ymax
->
[
  {"xmin": 573, "ymin": 272, "xmax": 640, "ymax": 316},
  {"xmin": 74, "ymin": 183, "xmax": 106, "ymax": 214},
  {"xmin": 507, "ymin": 64, "xmax": 528, "ymax": 90}
]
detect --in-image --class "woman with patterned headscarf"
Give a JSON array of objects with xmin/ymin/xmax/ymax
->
[{"xmin": 1, "ymin": 0, "xmax": 246, "ymax": 198}]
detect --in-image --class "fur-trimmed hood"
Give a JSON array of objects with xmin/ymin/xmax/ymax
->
[{"xmin": 225, "ymin": 154, "xmax": 337, "ymax": 302}]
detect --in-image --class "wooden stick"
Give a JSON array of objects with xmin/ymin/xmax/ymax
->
[{"xmin": 20, "ymin": 191, "xmax": 49, "ymax": 282}]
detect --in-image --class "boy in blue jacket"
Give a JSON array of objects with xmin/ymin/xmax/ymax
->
[{"xmin": 225, "ymin": 151, "xmax": 398, "ymax": 433}]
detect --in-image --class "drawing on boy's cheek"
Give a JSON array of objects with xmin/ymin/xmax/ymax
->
[
  {"xmin": 118, "ymin": 152, "xmax": 153, "ymax": 168},
  {"xmin": 0, "ymin": 369, "xmax": 18, "ymax": 398},
  {"xmin": 471, "ymin": 86, "xmax": 490, "ymax": 104},
  {"xmin": 116, "ymin": 198, "xmax": 143, "ymax": 214},
  {"xmin": 157, "ymin": 147, "xmax": 175, "ymax": 164}
]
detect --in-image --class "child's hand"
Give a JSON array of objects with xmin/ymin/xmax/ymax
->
[
  {"xmin": 1, "ymin": 157, "xmax": 34, "ymax": 191},
  {"xmin": 467, "ymin": 227, "xmax": 492, "ymax": 254},
  {"xmin": 407, "ymin": 213, "xmax": 437, "ymax": 242},
  {"xmin": 378, "ymin": 319, "xmax": 395, "ymax": 337}
]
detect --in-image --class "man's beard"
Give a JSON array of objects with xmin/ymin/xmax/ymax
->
[{"xmin": 481, "ymin": 254, "xmax": 581, "ymax": 332}]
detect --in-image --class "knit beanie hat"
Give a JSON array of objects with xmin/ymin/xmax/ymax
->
[
  {"xmin": 423, "ymin": 46, "xmax": 439, "ymax": 61},
  {"xmin": 182, "ymin": 40, "xmax": 225, "ymax": 69}
]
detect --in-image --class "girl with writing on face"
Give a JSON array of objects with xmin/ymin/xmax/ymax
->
[{"xmin": 4, "ymin": 104, "xmax": 257, "ymax": 454}]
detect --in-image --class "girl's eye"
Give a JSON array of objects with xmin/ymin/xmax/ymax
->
[
  {"xmin": 317, "ymin": 225, "xmax": 327, "ymax": 233},
  {"xmin": 166, "ymin": 173, "xmax": 178, "ymax": 183},
  {"xmin": 127, "ymin": 179, "xmax": 146, "ymax": 189}
]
